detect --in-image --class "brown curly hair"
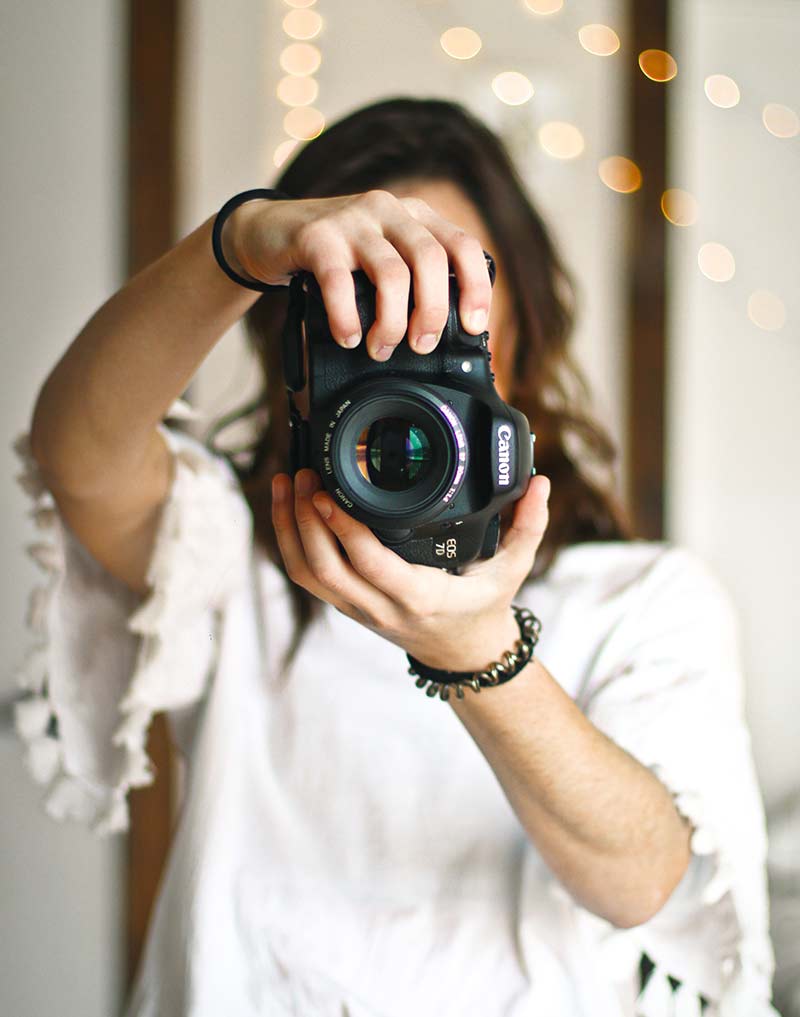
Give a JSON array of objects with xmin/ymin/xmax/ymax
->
[{"xmin": 205, "ymin": 96, "xmax": 632, "ymax": 666}]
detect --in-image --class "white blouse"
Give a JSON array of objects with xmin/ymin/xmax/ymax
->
[{"xmin": 11, "ymin": 400, "xmax": 781, "ymax": 1017}]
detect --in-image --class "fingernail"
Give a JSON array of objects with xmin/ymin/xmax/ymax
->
[
  {"xmin": 373, "ymin": 345, "xmax": 394, "ymax": 362},
  {"xmin": 541, "ymin": 476, "xmax": 551, "ymax": 502},
  {"xmin": 414, "ymin": 333, "xmax": 439, "ymax": 354},
  {"xmin": 343, "ymin": 332, "xmax": 361, "ymax": 348},
  {"xmin": 465, "ymin": 308, "xmax": 487, "ymax": 333},
  {"xmin": 272, "ymin": 475, "xmax": 286, "ymax": 503},
  {"xmin": 312, "ymin": 494, "xmax": 332, "ymax": 519}
]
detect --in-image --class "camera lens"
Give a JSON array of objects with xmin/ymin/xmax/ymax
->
[{"xmin": 356, "ymin": 418, "xmax": 432, "ymax": 491}]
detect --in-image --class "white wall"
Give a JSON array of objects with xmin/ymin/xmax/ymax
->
[
  {"xmin": 181, "ymin": 0, "xmax": 631, "ymax": 494},
  {"xmin": 666, "ymin": 0, "xmax": 800, "ymax": 809},
  {"xmin": 0, "ymin": 2, "xmax": 126, "ymax": 1015}
]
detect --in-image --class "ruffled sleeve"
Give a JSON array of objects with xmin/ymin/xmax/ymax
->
[
  {"xmin": 10, "ymin": 399, "xmax": 253, "ymax": 836},
  {"xmin": 575, "ymin": 546, "xmax": 779, "ymax": 1016}
]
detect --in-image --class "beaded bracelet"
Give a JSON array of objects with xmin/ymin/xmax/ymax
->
[
  {"xmin": 406, "ymin": 606, "xmax": 542, "ymax": 701},
  {"xmin": 211, "ymin": 187, "xmax": 297, "ymax": 292}
]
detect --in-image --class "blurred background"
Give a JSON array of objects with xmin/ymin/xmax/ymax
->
[{"xmin": 1, "ymin": 0, "xmax": 798, "ymax": 1014}]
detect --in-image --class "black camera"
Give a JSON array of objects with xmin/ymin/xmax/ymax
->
[{"xmin": 281, "ymin": 251, "xmax": 536, "ymax": 569}]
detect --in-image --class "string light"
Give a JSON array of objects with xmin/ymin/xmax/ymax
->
[
  {"xmin": 578, "ymin": 25, "xmax": 620, "ymax": 57},
  {"xmin": 440, "ymin": 27, "xmax": 482, "ymax": 60},
  {"xmin": 661, "ymin": 189, "xmax": 699, "ymax": 226},
  {"xmin": 282, "ymin": 8, "xmax": 323, "ymax": 40},
  {"xmin": 598, "ymin": 156, "xmax": 642, "ymax": 193},
  {"xmin": 280, "ymin": 42, "xmax": 322, "ymax": 75},
  {"xmin": 538, "ymin": 122, "xmax": 585, "ymax": 159},
  {"xmin": 747, "ymin": 290, "xmax": 786, "ymax": 331},
  {"xmin": 762, "ymin": 103, "xmax": 799, "ymax": 139},
  {"xmin": 274, "ymin": 139, "xmax": 299, "ymax": 168},
  {"xmin": 283, "ymin": 106, "xmax": 325, "ymax": 140},
  {"xmin": 492, "ymin": 71, "xmax": 534, "ymax": 106},
  {"xmin": 524, "ymin": 0, "xmax": 563, "ymax": 13},
  {"xmin": 698, "ymin": 243, "xmax": 735, "ymax": 282},
  {"xmin": 277, "ymin": 75, "xmax": 319, "ymax": 106},
  {"xmin": 638, "ymin": 49, "xmax": 677, "ymax": 82},
  {"xmin": 704, "ymin": 74, "xmax": 740, "ymax": 108}
]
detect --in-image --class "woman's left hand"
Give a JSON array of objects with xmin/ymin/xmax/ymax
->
[{"xmin": 271, "ymin": 468, "xmax": 550, "ymax": 671}]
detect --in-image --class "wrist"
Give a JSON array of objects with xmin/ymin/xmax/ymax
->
[
  {"xmin": 221, "ymin": 200, "xmax": 265, "ymax": 283},
  {"xmin": 410, "ymin": 607, "xmax": 519, "ymax": 673}
]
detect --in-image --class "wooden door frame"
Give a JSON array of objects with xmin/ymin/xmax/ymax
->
[{"xmin": 125, "ymin": 0, "xmax": 180, "ymax": 986}]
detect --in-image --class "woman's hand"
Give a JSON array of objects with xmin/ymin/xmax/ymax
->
[
  {"xmin": 224, "ymin": 189, "xmax": 493, "ymax": 361},
  {"xmin": 271, "ymin": 467, "xmax": 551, "ymax": 671}
]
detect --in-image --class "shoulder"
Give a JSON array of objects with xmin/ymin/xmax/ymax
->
[{"xmin": 541, "ymin": 540, "xmax": 739, "ymax": 632}]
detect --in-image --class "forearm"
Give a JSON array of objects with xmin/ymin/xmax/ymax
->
[
  {"xmin": 448, "ymin": 649, "xmax": 693, "ymax": 928},
  {"xmin": 30, "ymin": 213, "xmax": 260, "ymax": 495}
]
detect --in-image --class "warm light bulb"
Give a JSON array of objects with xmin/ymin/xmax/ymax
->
[
  {"xmin": 282, "ymin": 8, "xmax": 322, "ymax": 40},
  {"xmin": 598, "ymin": 156, "xmax": 642, "ymax": 193},
  {"xmin": 280, "ymin": 43, "xmax": 322, "ymax": 76},
  {"xmin": 284, "ymin": 106, "xmax": 325, "ymax": 140},
  {"xmin": 762, "ymin": 103, "xmax": 799, "ymax": 139},
  {"xmin": 492, "ymin": 71, "xmax": 534, "ymax": 106},
  {"xmin": 277, "ymin": 75, "xmax": 318, "ymax": 106},
  {"xmin": 440, "ymin": 26, "xmax": 482, "ymax": 60},
  {"xmin": 578, "ymin": 24, "xmax": 620, "ymax": 57},
  {"xmin": 638, "ymin": 49, "xmax": 677, "ymax": 82},
  {"xmin": 538, "ymin": 122, "xmax": 585, "ymax": 159},
  {"xmin": 524, "ymin": 0, "xmax": 563, "ymax": 13},
  {"xmin": 661, "ymin": 189, "xmax": 698, "ymax": 226},
  {"xmin": 747, "ymin": 290, "xmax": 786, "ymax": 331},
  {"xmin": 697, "ymin": 242, "xmax": 735, "ymax": 282},
  {"xmin": 274, "ymin": 139, "xmax": 299, "ymax": 168},
  {"xmin": 704, "ymin": 74, "xmax": 740, "ymax": 109}
]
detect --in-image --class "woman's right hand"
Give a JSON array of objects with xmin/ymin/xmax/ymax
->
[{"xmin": 223, "ymin": 190, "xmax": 493, "ymax": 362}]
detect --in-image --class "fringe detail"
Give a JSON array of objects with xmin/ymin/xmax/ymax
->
[
  {"xmin": 633, "ymin": 765, "xmax": 780, "ymax": 1017},
  {"xmin": 10, "ymin": 398, "xmax": 251, "ymax": 836}
]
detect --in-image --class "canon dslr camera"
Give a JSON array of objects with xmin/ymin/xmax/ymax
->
[{"xmin": 281, "ymin": 250, "xmax": 536, "ymax": 569}]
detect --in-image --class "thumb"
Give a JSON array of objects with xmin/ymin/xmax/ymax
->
[{"xmin": 495, "ymin": 474, "xmax": 550, "ymax": 572}]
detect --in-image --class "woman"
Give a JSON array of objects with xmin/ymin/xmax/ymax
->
[{"xmin": 13, "ymin": 97, "xmax": 777, "ymax": 1016}]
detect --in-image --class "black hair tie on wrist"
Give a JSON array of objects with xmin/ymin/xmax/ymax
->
[
  {"xmin": 211, "ymin": 187, "xmax": 297, "ymax": 292},
  {"xmin": 407, "ymin": 605, "xmax": 542, "ymax": 702}
]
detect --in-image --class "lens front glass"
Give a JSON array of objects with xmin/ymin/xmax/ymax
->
[{"xmin": 356, "ymin": 418, "xmax": 432, "ymax": 491}]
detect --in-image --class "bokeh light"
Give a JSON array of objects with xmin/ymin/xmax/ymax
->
[
  {"xmin": 697, "ymin": 242, "xmax": 735, "ymax": 282},
  {"xmin": 274, "ymin": 139, "xmax": 299, "ymax": 168},
  {"xmin": 524, "ymin": 0, "xmax": 563, "ymax": 13},
  {"xmin": 704, "ymin": 74, "xmax": 740, "ymax": 109},
  {"xmin": 661, "ymin": 189, "xmax": 699, "ymax": 226},
  {"xmin": 747, "ymin": 290, "xmax": 786, "ymax": 331},
  {"xmin": 492, "ymin": 71, "xmax": 534, "ymax": 106},
  {"xmin": 280, "ymin": 43, "xmax": 322, "ymax": 76},
  {"xmin": 277, "ymin": 75, "xmax": 318, "ymax": 106},
  {"xmin": 639, "ymin": 49, "xmax": 678, "ymax": 82},
  {"xmin": 762, "ymin": 103, "xmax": 800, "ymax": 139},
  {"xmin": 282, "ymin": 9, "xmax": 322, "ymax": 40},
  {"xmin": 284, "ymin": 0, "xmax": 316, "ymax": 7},
  {"xmin": 283, "ymin": 106, "xmax": 325, "ymax": 140},
  {"xmin": 598, "ymin": 156, "xmax": 642, "ymax": 193},
  {"xmin": 538, "ymin": 121, "xmax": 585, "ymax": 159},
  {"xmin": 440, "ymin": 27, "xmax": 482, "ymax": 60},
  {"xmin": 578, "ymin": 25, "xmax": 620, "ymax": 57}
]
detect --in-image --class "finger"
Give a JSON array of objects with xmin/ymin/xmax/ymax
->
[
  {"xmin": 379, "ymin": 205, "xmax": 450, "ymax": 354},
  {"xmin": 493, "ymin": 475, "xmax": 551, "ymax": 582},
  {"xmin": 292, "ymin": 469, "xmax": 401, "ymax": 622},
  {"xmin": 272, "ymin": 472, "xmax": 361, "ymax": 618},
  {"xmin": 294, "ymin": 220, "xmax": 363, "ymax": 348},
  {"xmin": 310, "ymin": 490, "xmax": 430, "ymax": 608},
  {"xmin": 401, "ymin": 200, "xmax": 493, "ymax": 336},
  {"xmin": 353, "ymin": 234, "xmax": 411, "ymax": 360}
]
